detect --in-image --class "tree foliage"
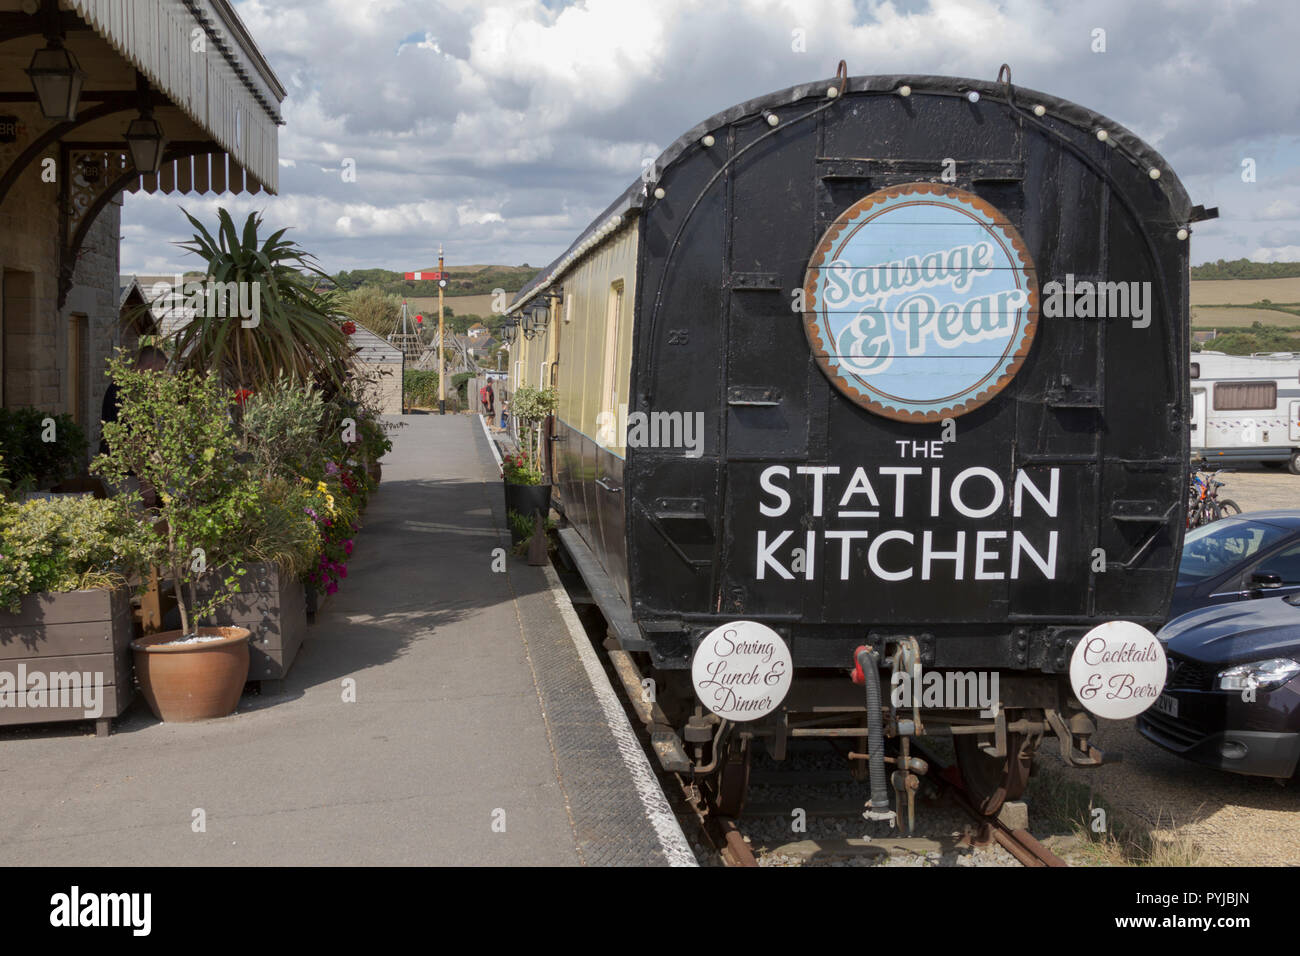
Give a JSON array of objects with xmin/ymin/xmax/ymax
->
[
  {"xmin": 92, "ymin": 357, "xmax": 259, "ymax": 634},
  {"xmin": 341, "ymin": 285, "xmax": 403, "ymax": 338},
  {"xmin": 1191, "ymin": 259, "xmax": 1300, "ymax": 280}
]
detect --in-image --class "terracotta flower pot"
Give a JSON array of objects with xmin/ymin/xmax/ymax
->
[{"xmin": 130, "ymin": 626, "xmax": 251, "ymax": 722}]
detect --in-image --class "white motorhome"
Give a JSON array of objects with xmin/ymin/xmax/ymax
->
[{"xmin": 1191, "ymin": 351, "xmax": 1300, "ymax": 472}]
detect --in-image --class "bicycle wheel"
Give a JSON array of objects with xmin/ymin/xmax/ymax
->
[{"xmin": 1216, "ymin": 499, "xmax": 1242, "ymax": 517}]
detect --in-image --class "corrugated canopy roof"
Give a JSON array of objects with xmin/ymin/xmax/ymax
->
[{"xmin": 68, "ymin": 0, "xmax": 286, "ymax": 191}]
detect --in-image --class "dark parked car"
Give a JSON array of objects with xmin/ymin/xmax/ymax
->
[
  {"xmin": 1169, "ymin": 511, "xmax": 1300, "ymax": 620},
  {"xmin": 1139, "ymin": 596, "xmax": 1300, "ymax": 778}
]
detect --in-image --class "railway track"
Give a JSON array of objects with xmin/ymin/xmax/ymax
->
[{"xmin": 681, "ymin": 740, "xmax": 1067, "ymax": 868}]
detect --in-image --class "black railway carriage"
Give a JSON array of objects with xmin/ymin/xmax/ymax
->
[{"xmin": 507, "ymin": 67, "xmax": 1205, "ymax": 817}]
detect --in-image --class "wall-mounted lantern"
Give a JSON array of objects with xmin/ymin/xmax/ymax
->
[
  {"xmin": 125, "ymin": 104, "xmax": 167, "ymax": 174},
  {"xmin": 26, "ymin": 36, "xmax": 86, "ymax": 121}
]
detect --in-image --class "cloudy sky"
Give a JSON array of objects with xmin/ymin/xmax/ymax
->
[{"xmin": 120, "ymin": 0, "xmax": 1300, "ymax": 277}]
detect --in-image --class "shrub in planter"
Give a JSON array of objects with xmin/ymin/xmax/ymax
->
[
  {"xmin": 238, "ymin": 376, "xmax": 326, "ymax": 483},
  {"xmin": 501, "ymin": 450, "xmax": 551, "ymax": 528},
  {"xmin": 0, "ymin": 494, "xmax": 149, "ymax": 733},
  {"xmin": 93, "ymin": 359, "xmax": 260, "ymax": 721},
  {"xmin": 214, "ymin": 477, "xmax": 320, "ymax": 685},
  {"xmin": 240, "ymin": 379, "xmax": 372, "ymax": 606},
  {"xmin": 354, "ymin": 407, "xmax": 393, "ymax": 484},
  {"xmin": 509, "ymin": 384, "xmax": 558, "ymax": 457}
]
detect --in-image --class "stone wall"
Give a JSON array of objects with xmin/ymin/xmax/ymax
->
[
  {"xmin": 65, "ymin": 198, "xmax": 124, "ymax": 457},
  {"xmin": 0, "ymin": 148, "xmax": 122, "ymax": 468},
  {"xmin": 357, "ymin": 361, "xmax": 404, "ymax": 414},
  {"xmin": 0, "ymin": 152, "xmax": 62, "ymax": 413}
]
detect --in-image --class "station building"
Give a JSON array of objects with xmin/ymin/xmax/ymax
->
[{"xmin": 0, "ymin": 0, "xmax": 283, "ymax": 453}]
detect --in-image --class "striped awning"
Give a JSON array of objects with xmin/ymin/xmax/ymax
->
[{"xmin": 125, "ymin": 151, "xmax": 265, "ymax": 196}]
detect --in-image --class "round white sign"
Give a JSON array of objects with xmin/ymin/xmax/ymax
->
[
  {"xmin": 691, "ymin": 621, "xmax": 793, "ymax": 721},
  {"xmin": 1069, "ymin": 620, "xmax": 1166, "ymax": 720}
]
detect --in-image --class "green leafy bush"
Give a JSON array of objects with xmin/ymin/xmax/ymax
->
[
  {"xmin": 92, "ymin": 358, "xmax": 260, "ymax": 633},
  {"xmin": 240, "ymin": 377, "xmax": 326, "ymax": 481},
  {"xmin": 0, "ymin": 407, "xmax": 86, "ymax": 491},
  {"xmin": 0, "ymin": 494, "xmax": 149, "ymax": 613},
  {"xmin": 244, "ymin": 477, "xmax": 324, "ymax": 578},
  {"xmin": 403, "ymin": 369, "xmax": 440, "ymax": 408},
  {"xmin": 510, "ymin": 385, "xmax": 558, "ymax": 428}
]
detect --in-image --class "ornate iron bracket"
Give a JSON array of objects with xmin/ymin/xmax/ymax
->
[{"xmin": 57, "ymin": 143, "xmax": 220, "ymax": 308}]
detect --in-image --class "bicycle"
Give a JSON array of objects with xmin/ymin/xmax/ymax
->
[{"xmin": 1187, "ymin": 467, "xmax": 1242, "ymax": 528}]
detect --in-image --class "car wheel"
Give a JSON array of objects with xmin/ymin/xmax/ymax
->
[{"xmin": 1289, "ymin": 452, "xmax": 1300, "ymax": 475}]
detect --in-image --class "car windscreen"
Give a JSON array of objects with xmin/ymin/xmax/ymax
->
[{"xmin": 1178, "ymin": 519, "xmax": 1289, "ymax": 583}]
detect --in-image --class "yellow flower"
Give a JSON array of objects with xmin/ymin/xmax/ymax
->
[
  {"xmin": 317, "ymin": 481, "xmax": 328, "ymax": 494},
  {"xmin": 325, "ymin": 494, "xmax": 335, "ymax": 512}
]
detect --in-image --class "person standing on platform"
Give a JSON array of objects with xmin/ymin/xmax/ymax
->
[{"xmin": 486, "ymin": 381, "xmax": 495, "ymax": 420}]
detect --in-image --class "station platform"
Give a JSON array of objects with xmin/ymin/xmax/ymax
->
[{"xmin": 0, "ymin": 414, "xmax": 694, "ymax": 867}]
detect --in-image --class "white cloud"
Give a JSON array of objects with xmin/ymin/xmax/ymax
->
[
  {"xmin": 1251, "ymin": 245, "xmax": 1300, "ymax": 262},
  {"xmin": 119, "ymin": 0, "xmax": 1300, "ymax": 274}
]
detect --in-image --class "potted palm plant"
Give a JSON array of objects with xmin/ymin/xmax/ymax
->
[
  {"xmin": 160, "ymin": 207, "xmax": 354, "ymax": 394},
  {"xmin": 93, "ymin": 357, "xmax": 261, "ymax": 722}
]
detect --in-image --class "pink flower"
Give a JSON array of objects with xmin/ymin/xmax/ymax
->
[
  {"xmin": 338, "ymin": 566, "xmax": 348, "ymax": 579},
  {"xmin": 343, "ymin": 540, "xmax": 354, "ymax": 555},
  {"xmin": 326, "ymin": 582, "xmax": 339, "ymax": 595}
]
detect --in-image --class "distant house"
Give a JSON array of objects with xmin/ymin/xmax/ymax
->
[
  {"xmin": 467, "ymin": 324, "xmax": 489, "ymax": 338},
  {"xmin": 132, "ymin": 274, "xmax": 200, "ymax": 340},
  {"xmin": 348, "ymin": 325, "xmax": 403, "ymax": 414},
  {"xmin": 117, "ymin": 275, "xmax": 157, "ymax": 354},
  {"xmin": 1192, "ymin": 330, "xmax": 1219, "ymax": 344}
]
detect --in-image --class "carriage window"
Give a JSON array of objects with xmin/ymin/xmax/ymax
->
[
  {"xmin": 1213, "ymin": 381, "xmax": 1276, "ymax": 410},
  {"xmin": 1190, "ymin": 362, "xmax": 1199, "ymax": 379},
  {"xmin": 600, "ymin": 280, "xmax": 624, "ymax": 444}
]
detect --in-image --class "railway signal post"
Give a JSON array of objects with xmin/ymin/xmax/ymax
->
[
  {"xmin": 438, "ymin": 247, "xmax": 447, "ymax": 415},
  {"xmin": 404, "ymin": 255, "xmax": 451, "ymax": 414}
]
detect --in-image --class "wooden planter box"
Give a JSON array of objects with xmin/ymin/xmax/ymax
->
[
  {"xmin": 204, "ymin": 563, "xmax": 307, "ymax": 694},
  {"xmin": 304, "ymin": 578, "xmax": 332, "ymax": 622},
  {"xmin": 0, "ymin": 588, "xmax": 134, "ymax": 736}
]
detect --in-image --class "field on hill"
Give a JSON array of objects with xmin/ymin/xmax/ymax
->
[
  {"xmin": 405, "ymin": 293, "xmax": 499, "ymax": 318},
  {"xmin": 1190, "ymin": 277, "xmax": 1300, "ymax": 306},
  {"xmin": 1190, "ymin": 306, "xmax": 1300, "ymax": 327}
]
